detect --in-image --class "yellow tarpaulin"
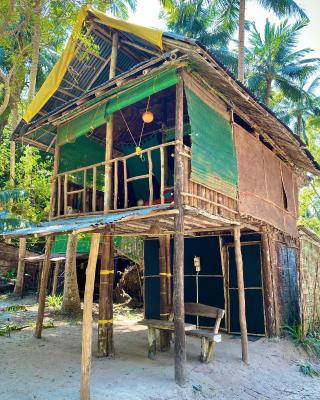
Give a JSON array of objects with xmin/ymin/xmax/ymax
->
[{"xmin": 23, "ymin": 5, "xmax": 163, "ymax": 124}]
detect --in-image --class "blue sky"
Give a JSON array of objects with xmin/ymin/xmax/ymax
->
[{"xmin": 128, "ymin": 0, "xmax": 320, "ymax": 58}]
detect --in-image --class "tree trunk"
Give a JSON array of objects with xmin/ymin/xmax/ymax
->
[
  {"xmin": 265, "ymin": 78, "xmax": 272, "ymax": 106},
  {"xmin": 237, "ymin": 0, "xmax": 246, "ymax": 82},
  {"xmin": 28, "ymin": 0, "xmax": 42, "ymax": 100},
  {"xmin": 296, "ymin": 113, "xmax": 303, "ymax": 137},
  {"xmin": 61, "ymin": 234, "xmax": 81, "ymax": 316},
  {"xmin": 14, "ymin": 238, "xmax": 26, "ymax": 297}
]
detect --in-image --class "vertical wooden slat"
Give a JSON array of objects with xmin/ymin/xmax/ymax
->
[
  {"xmin": 52, "ymin": 260, "xmax": 61, "ymax": 296},
  {"xmin": 123, "ymin": 159, "xmax": 128, "ymax": 208},
  {"xmin": 160, "ymin": 147, "xmax": 165, "ymax": 204},
  {"xmin": 234, "ymin": 227, "xmax": 248, "ymax": 363},
  {"xmin": 114, "ymin": 160, "xmax": 118, "ymax": 210},
  {"xmin": 83, "ymin": 170, "xmax": 87, "ymax": 213},
  {"xmin": 92, "ymin": 166, "xmax": 97, "ymax": 212},
  {"xmin": 80, "ymin": 233, "xmax": 100, "ymax": 400},
  {"xmin": 50, "ymin": 144, "xmax": 60, "ymax": 219},
  {"xmin": 148, "ymin": 150, "xmax": 153, "ymax": 205},
  {"xmin": 173, "ymin": 78, "xmax": 186, "ymax": 386},
  {"xmin": 159, "ymin": 236, "xmax": 170, "ymax": 350},
  {"xmin": 64, "ymin": 174, "xmax": 68, "ymax": 215},
  {"xmin": 57, "ymin": 176, "xmax": 61, "ymax": 216}
]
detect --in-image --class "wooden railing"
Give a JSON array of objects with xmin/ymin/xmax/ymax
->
[{"xmin": 54, "ymin": 141, "xmax": 238, "ymax": 221}]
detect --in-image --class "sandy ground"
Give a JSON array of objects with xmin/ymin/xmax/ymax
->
[{"xmin": 0, "ymin": 294, "xmax": 319, "ymax": 400}]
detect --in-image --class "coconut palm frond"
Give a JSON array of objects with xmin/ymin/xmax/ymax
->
[{"xmin": 0, "ymin": 189, "xmax": 28, "ymax": 204}]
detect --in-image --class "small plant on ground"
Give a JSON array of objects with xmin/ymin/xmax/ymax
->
[
  {"xmin": 46, "ymin": 294, "xmax": 63, "ymax": 309},
  {"xmin": 0, "ymin": 323, "xmax": 28, "ymax": 337},
  {"xmin": 1, "ymin": 304, "xmax": 26, "ymax": 312},
  {"xmin": 285, "ymin": 322, "xmax": 320, "ymax": 357},
  {"xmin": 299, "ymin": 363, "xmax": 320, "ymax": 377}
]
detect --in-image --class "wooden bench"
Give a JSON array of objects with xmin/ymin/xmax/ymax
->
[{"xmin": 138, "ymin": 302, "xmax": 225, "ymax": 363}]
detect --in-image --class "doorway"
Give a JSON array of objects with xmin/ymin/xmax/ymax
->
[{"xmin": 227, "ymin": 242, "xmax": 266, "ymax": 335}]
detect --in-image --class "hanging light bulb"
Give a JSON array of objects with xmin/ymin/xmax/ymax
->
[{"xmin": 142, "ymin": 110, "xmax": 154, "ymax": 123}]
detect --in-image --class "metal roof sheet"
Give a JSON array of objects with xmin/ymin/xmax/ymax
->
[{"xmin": 2, "ymin": 205, "xmax": 171, "ymax": 238}]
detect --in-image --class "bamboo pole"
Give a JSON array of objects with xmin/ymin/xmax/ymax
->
[
  {"xmin": 80, "ymin": 233, "xmax": 100, "ymax": 400},
  {"xmin": 14, "ymin": 237, "xmax": 27, "ymax": 297},
  {"xmin": 173, "ymin": 78, "xmax": 186, "ymax": 385},
  {"xmin": 52, "ymin": 260, "xmax": 61, "ymax": 295},
  {"xmin": 159, "ymin": 236, "xmax": 171, "ymax": 350},
  {"xmin": 35, "ymin": 236, "xmax": 53, "ymax": 338},
  {"xmin": 99, "ymin": 31, "xmax": 118, "ymax": 356},
  {"xmin": 148, "ymin": 150, "xmax": 153, "ymax": 205},
  {"xmin": 165, "ymin": 235, "xmax": 172, "ymax": 309},
  {"xmin": 97, "ymin": 231, "xmax": 114, "ymax": 357},
  {"xmin": 234, "ymin": 227, "xmax": 248, "ymax": 363}
]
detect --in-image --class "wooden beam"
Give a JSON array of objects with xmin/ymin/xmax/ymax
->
[
  {"xmin": 99, "ymin": 31, "xmax": 118, "ymax": 357},
  {"xmin": 14, "ymin": 238, "xmax": 27, "ymax": 297},
  {"xmin": 173, "ymin": 78, "xmax": 186, "ymax": 385},
  {"xmin": 34, "ymin": 236, "xmax": 53, "ymax": 338},
  {"xmin": 233, "ymin": 227, "xmax": 248, "ymax": 363},
  {"xmin": 80, "ymin": 233, "xmax": 100, "ymax": 400}
]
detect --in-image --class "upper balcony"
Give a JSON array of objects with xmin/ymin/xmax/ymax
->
[{"xmin": 53, "ymin": 140, "xmax": 239, "ymax": 230}]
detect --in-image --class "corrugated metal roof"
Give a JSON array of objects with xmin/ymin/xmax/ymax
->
[{"xmin": 2, "ymin": 205, "xmax": 171, "ymax": 238}]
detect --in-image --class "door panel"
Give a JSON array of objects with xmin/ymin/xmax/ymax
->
[{"xmin": 228, "ymin": 243, "xmax": 265, "ymax": 335}]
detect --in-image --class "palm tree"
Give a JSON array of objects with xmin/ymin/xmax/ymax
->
[
  {"xmin": 161, "ymin": 0, "xmax": 239, "ymax": 73},
  {"xmin": 246, "ymin": 19, "xmax": 319, "ymax": 106},
  {"xmin": 214, "ymin": 0, "xmax": 307, "ymax": 82},
  {"xmin": 0, "ymin": 189, "xmax": 31, "ymax": 232},
  {"xmin": 274, "ymin": 76, "xmax": 320, "ymax": 143}
]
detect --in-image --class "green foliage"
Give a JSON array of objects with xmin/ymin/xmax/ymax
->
[
  {"xmin": 1, "ymin": 304, "xmax": 26, "ymax": 312},
  {"xmin": 0, "ymin": 323, "xmax": 27, "ymax": 336},
  {"xmin": 46, "ymin": 294, "xmax": 63, "ymax": 308},
  {"xmin": 285, "ymin": 322, "xmax": 320, "ymax": 358},
  {"xmin": 246, "ymin": 18, "xmax": 320, "ymax": 105},
  {"xmin": 299, "ymin": 363, "xmax": 320, "ymax": 377}
]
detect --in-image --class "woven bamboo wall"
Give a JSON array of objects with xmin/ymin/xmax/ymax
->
[{"xmin": 299, "ymin": 234, "xmax": 320, "ymax": 335}]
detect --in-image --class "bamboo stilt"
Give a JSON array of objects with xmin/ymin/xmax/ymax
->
[
  {"xmin": 80, "ymin": 233, "xmax": 100, "ymax": 400},
  {"xmin": 14, "ymin": 238, "xmax": 27, "ymax": 297},
  {"xmin": 99, "ymin": 31, "xmax": 118, "ymax": 356},
  {"xmin": 173, "ymin": 79, "xmax": 186, "ymax": 386},
  {"xmin": 159, "ymin": 236, "xmax": 171, "ymax": 350},
  {"xmin": 234, "ymin": 227, "xmax": 248, "ymax": 363},
  {"xmin": 97, "ymin": 231, "xmax": 114, "ymax": 357},
  {"xmin": 35, "ymin": 236, "xmax": 53, "ymax": 338}
]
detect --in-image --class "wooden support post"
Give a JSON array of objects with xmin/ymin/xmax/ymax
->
[
  {"xmin": 50, "ymin": 144, "xmax": 60, "ymax": 219},
  {"xmin": 14, "ymin": 238, "xmax": 27, "ymax": 297},
  {"xmin": 35, "ymin": 236, "xmax": 53, "ymax": 338},
  {"xmin": 97, "ymin": 231, "xmax": 115, "ymax": 357},
  {"xmin": 173, "ymin": 78, "xmax": 186, "ymax": 386},
  {"xmin": 159, "ymin": 236, "xmax": 171, "ymax": 351},
  {"xmin": 261, "ymin": 229, "xmax": 276, "ymax": 336},
  {"xmin": 52, "ymin": 260, "xmax": 61, "ymax": 295},
  {"xmin": 99, "ymin": 31, "xmax": 118, "ymax": 356},
  {"xmin": 61, "ymin": 234, "xmax": 81, "ymax": 315},
  {"xmin": 165, "ymin": 235, "xmax": 172, "ymax": 309},
  {"xmin": 234, "ymin": 227, "xmax": 248, "ymax": 363},
  {"xmin": 80, "ymin": 233, "xmax": 100, "ymax": 400}
]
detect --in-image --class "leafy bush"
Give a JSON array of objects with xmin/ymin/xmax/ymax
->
[
  {"xmin": 285, "ymin": 322, "xmax": 320, "ymax": 358},
  {"xmin": 299, "ymin": 363, "xmax": 320, "ymax": 377},
  {"xmin": 46, "ymin": 294, "xmax": 63, "ymax": 308}
]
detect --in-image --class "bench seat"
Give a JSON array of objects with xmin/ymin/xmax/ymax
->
[{"xmin": 138, "ymin": 303, "xmax": 225, "ymax": 363}]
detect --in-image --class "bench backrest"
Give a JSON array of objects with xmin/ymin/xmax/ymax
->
[{"xmin": 184, "ymin": 302, "xmax": 225, "ymax": 334}]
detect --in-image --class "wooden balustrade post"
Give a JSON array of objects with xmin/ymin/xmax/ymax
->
[
  {"xmin": 173, "ymin": 78, "xmax": 186, "ymax": 386},
  {"xmin": 50, "ymin": 144, "xmax": 60, "ymax": 219},
  {"xmin": 234, "ymin": 227, "xmax": 248, "ymax": 363},
  {"xmin": 80, "ymin": 233, "xmax": 100, "ymax": 400},
  {"xmin": 52, "ymin": 260, "xmax": 61, "ymax": 295},
  {"xmin": 99, "ymin": 31, "xmax": 118, "ymax": 357}
]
